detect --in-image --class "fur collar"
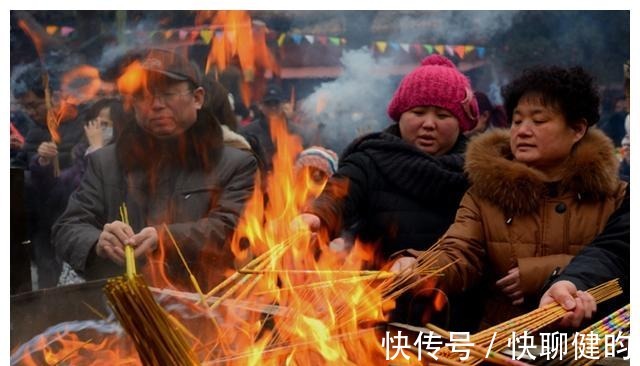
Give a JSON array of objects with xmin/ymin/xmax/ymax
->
[{"xmin": 465, "ymin": 128, "xmax": 621, "ymax": 215}]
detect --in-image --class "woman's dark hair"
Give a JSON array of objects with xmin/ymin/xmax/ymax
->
[
  {"xmin": 86, "ymin": 97, "xmax": 126, "ymax": 142},
  {"xmin": 502, "ymin": 66, "xmax": 600, "ymax": 128},
  {"xmin": 202, "ymin": 74, "xmax": 238, "ymax": 131},
  {"xmin": 474, "ymin": 91, "xmax": 508, "ymax": 129}
]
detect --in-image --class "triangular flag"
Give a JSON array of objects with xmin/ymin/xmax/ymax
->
[
  {"xmin": 329, "ymin": 37, "xmax": 340, "ymax": 46},
  {"xmin": 164, "ymin": 30, "xmax": 174, "ymax": 39},
  {"xmin": 291, "ymin": 34, "xmax": 303, "ymax": 45},
  {"xmin": 305, "ymin": 35, "xmax": 315, "ymax": 44},
  {"xmin": 424, "ymin": 44, "xmax": 434, "ymax": 54},
  {"xmin": 375, "ymin": 41, "xmax": 388, "ymax": 53},
  {"xmin": 400, "ymin": 43, "xmax": 410, "ymax": 53},
  {"xmin": 60, "ymin": 26, "xmax": 75, "ymax": 37},
  {"xmin": 454, "ymin": 45, "xmax": 466, "ymax": 59},
  {"xmin": 277, "ymin": 33, "xmax": 287, "ymax": 46},
  {"xmin": 476, "ymin": 47, "xmax": 486, "ymax": 59},
  {"xmin": 317, "ymin": 36, "xmax": 328, "ymax": 45},
  {"xmin": 464, "ymin": 45, "xmax": 475, "ymax": 55},
  {"xmin": 200, "ymin": 29, "xmax": 213, "ymax": 45},
  {"xmin": 190, "ymin": 30, "xmax": 200, "ymax": 42},
  {"xmin": 435, "ymin": 45, "xmax": 445, "ymax": 55},
  {"xmin": 389, "ymin": 42, "xmax": 400, "ymax": 51},
  {"xmin": 46, "ymin": 25, "xmax": 58, "ymax": 35},
  {"xmin": 341, "ymin": 38, "xmax": 347, "ymax": 45},
  {"xmin": 412, "ymin": 43, "xmax": 423, "ymax": 55},
  {"xmin": 179, "ymin": 29, "xmax": 189, "ymax": 40},
  {"xmin": 445, "ymin": 45, "xmax": 455, "ymax": 57}
]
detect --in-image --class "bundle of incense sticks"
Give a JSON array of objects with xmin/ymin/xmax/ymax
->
[
  {"xmin": 471, "ymin": 279, "xmax": 623, "ymax": 350},
  {"xmin": 549, "ymin": 304, "xmax": 630, "ymax": 366},
  {"xmin": 104, "ymin": 203, "xmax": 200, "ymax": 366},
  {"xmin": 414, "ymin": 279, "xmax": 622, "ymax": 365}
]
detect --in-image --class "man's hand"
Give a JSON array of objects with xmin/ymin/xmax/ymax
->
[
  {"xmin": 84, "ymin": 119, "xmax": 105, "ymax": 150},
  {"xmin": 37, "ymin": 141, "xmax": 58, "ymax": 166},
  {"xmin": 291, "ymin": 213, "xmax": 321, "ymax": 232},
  {"xmin": 96, "ymin": 220, "xmax": 134, "ymax": 265},
  {"xmin": 496, "ymin": 267, "xmax": 524, "ymax": 305},
  {"xmin": 129, "ymin": 226, "xmax": 159, "ymax": 257},
  {"xmin": 390, "ymin": 256, "xmax": 418, "ymax": 274},
  {"xmin": 540, "ymin": 280, "xmax": 597, "ymax": 328}
]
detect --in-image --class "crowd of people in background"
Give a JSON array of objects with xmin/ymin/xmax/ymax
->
[{"xmin": 10, "ymin": 40, "xmax": 630, "ymax": 335}]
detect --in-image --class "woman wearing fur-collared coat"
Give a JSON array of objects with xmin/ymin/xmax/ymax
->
[{"xmin": 393, "ymin": 65, "xmax": 628, "ymax": 329}]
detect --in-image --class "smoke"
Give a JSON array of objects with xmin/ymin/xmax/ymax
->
[
  {"xmin": 299, "ymin": 48, "xmax": 397, "ymax": 154},
  {"xmin": 388, "ymin": 11, "xmax": 518, "ymax": 44}
]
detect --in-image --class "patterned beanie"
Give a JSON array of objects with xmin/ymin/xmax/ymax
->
[
  {"xmin": 295, "ymin": 146, "xmax": 339, "ymax": 176},
  {"xmin": 387, "ymin": 54, "xmax": 479, "ymax": 132}
]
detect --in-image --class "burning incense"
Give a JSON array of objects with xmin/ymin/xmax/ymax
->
[
  {"xmin": 43, "ymin": 72, "xmax": 61, "ymax": 177},
  {"xmin": 104, "ymin": 203, "xmax": 200, "ymax": 365}
]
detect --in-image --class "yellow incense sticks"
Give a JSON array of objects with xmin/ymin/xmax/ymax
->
[{"xmin": 119, "ymin": 203, "xmax": 136, "ymax": 279}]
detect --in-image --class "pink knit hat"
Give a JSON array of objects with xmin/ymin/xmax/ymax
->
[{"xmin": 387, "ymin": 55, "xmax": 479, "ymax": 132}]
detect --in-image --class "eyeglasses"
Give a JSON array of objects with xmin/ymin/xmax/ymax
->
[{"xmin": 132, "ymin": 90, "xmax": 193, "ymax": 105}]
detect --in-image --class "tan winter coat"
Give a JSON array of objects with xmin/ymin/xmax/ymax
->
[{"xmin": 432, "ymin": 128, "xmax": 627, "ymax": 328}]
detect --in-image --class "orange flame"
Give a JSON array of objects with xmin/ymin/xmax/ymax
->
[
  {"xmin": 14, "ymin": 93, "xmax": 421, "ymax": 365},
  {"xmin": 17, "ymin": 19, "xmax": 46, "ymax": 58},
  {"xmin": 199, "ymin": 11, "xmax": 279, "ymax": 107},
  {"xmin": 60, "ymin": 65, "xmax": 103, "ymax": 106},
  {"xmin": 202, "ymin": 11, "xmax": 255, "ymax": 77}
]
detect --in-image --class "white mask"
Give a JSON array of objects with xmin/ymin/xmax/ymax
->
[{"xmin": 102, "ymin": 126, "xmax": 114, "ymax": 142}]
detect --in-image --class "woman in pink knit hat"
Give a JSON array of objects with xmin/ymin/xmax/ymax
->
[{"xmin": 294, "ymin": 54, "xmax": 482, "ymax": 329}]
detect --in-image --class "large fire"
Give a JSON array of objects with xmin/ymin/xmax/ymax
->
[
  {"xmin": 12, "ymin": 11, "xmax": 437, "ymax": 365},
  {"xmin": 11, "ymin": 114, "xmax": 426, "ymax": 365}
]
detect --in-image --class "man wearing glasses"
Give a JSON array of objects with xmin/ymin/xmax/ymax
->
[{"xmin": 53, "ymin": 49, "xmax": 258, "ymax": 287}]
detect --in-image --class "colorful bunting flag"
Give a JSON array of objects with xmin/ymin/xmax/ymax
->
[
  {"xmin": 445, "ymin": 45, "xmax": 455, "ymax": 57},
  {"xmin": 200, "ymin": 29, "xmax": 213, "ymax": 44},
  {"xmin": 291, "ymin": 34, "xmax": 303, "ymax": 45},
  {"xmin": 42, "ymin": 21, "xmax": 490, "ymax": 60},
  {"xmin": 190, "ymin": 30, "xmax": 200, "ymax": 42},
  {"xmin": 277, "ymin": 33, "xmax": 287, "ymax": 46},
  {"xmin": 412, "ymin": 43, "xmax": 423, "ymax": 55},
  {"xmin": 46, "ymin": 25, "xmax": 58, "ymax": 35},
  {"xmin": 464, "ymin": 45, "xmax": 475, "ymax": 55},
  {"xmin": 60, "ymin": 26, "xmax": 75, "ymax": 37},
  {"xmin": 375, "ymin": 41, "xmax": 388, "ymax": 53}
]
